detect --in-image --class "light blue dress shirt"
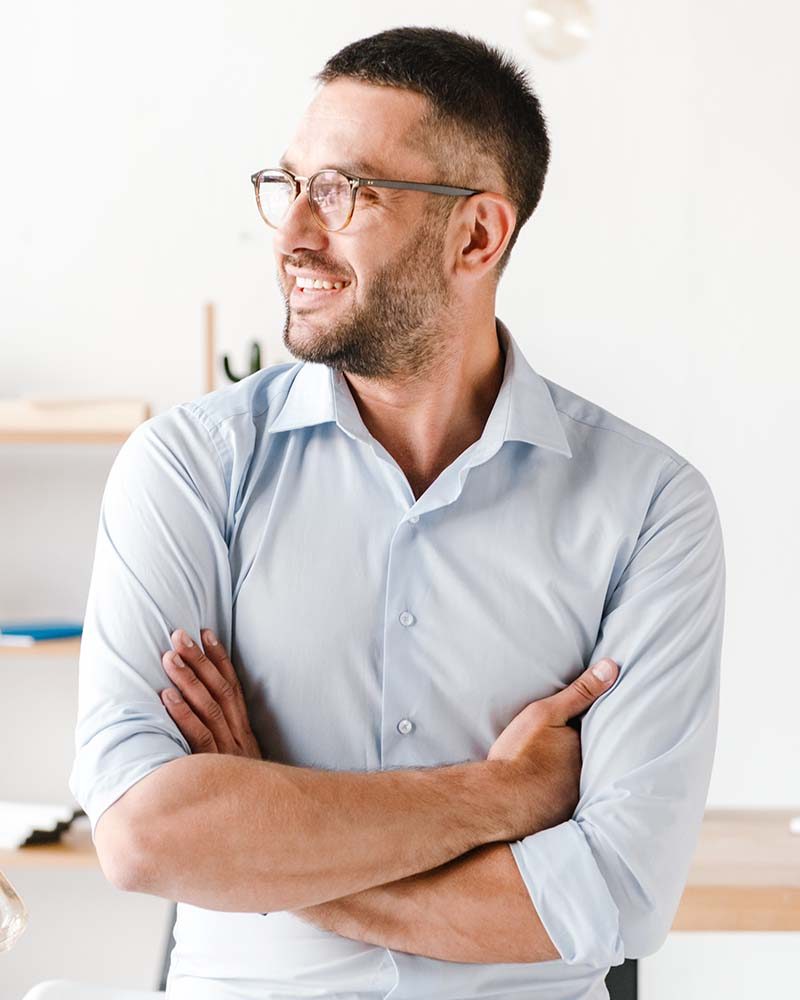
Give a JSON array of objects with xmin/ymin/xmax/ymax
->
[{"xmin": 68, "ymin": 317, "xmax": 725, "ymax": 1000}]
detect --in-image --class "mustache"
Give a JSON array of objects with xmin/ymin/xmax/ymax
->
[{"xmin": 282, "ymin": 255, "xmax": 353, "ymax": 280}]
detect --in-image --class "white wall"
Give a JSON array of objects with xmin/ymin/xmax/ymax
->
[{"xmin": 1, "ymin": 2, "xmax": 798, "ymax": 997}]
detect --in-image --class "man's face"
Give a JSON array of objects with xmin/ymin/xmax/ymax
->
[{"xmin": 273, "ymin": 79, "xmax": 457, "ymax": 379}]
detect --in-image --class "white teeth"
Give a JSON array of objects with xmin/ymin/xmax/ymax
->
[{"xmin": 294, "ymin": 275, "xmax": 350, "ymax": 291}]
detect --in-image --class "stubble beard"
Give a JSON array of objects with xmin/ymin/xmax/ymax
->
[{"xmin": 280, "ymin": 208, "xmax": 453, "ymax": 380}]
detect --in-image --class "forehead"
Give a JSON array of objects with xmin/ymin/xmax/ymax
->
[{"xmin": 281, "ymin": 78, "xmax": 433, "ymax": 177}]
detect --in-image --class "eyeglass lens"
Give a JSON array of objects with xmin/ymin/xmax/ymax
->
[{"xmin": 256, "ymin": 170, "xmax": 352, "ymax": 231}]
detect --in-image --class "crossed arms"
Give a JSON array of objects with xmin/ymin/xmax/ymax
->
[
  {"xmin": 73, "ymin": 411, "xmax": 726, "ymax": 971},
  {"xmin": 106, "ymin": 749, "xmax": 563, "ymax": 964},
  {"xmin": 101, "ymin": 620, "xmax": 617, "ymax": 964}
]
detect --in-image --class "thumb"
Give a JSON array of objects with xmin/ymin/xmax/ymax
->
[{"xmin": 544, "ymin": 658, "xmax": 620, "ymax": 726}]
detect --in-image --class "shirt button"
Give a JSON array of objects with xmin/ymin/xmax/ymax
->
[
  {"xmin": 397, "ymin": 718, "xmax": 414, "ymax": 735},
  {"xmin": 408, "ymin": 515, "xmax": 419, "ymax": 524},
  {"xmin": 399, "ymin": 610, "xmax": 416, "ymax": 627}
]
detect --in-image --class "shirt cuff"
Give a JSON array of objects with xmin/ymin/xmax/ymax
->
[
  {"xmin": 69, "ymin": 720, "xmax": 189, "ymax": 840},
  {"xmin": 508, "ymin": 819, "xmax": 625, "ymax": 969}
]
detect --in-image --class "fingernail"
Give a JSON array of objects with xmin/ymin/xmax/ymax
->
[
  {"xmin": 592, "ymin": 659, "xmax": 616, "ymax": 682},
  {"xmin": 170, "ymin": 653, "xmax": 187, "ymax": 670},
  {"xmin": 178, "ymin": 630, "xmax": 194, "ymax": 648},
  {"xmin": 204, "ymin": 629, "xmax": 219, "ymax": 646},
  {"xmin": 163, "ymin": 689, "xmax": 182, "ymax": 704}
]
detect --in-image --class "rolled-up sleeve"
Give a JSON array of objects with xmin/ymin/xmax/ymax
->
[
  {"xmin": 509, "ymin": 459, "xmax": 726, "ymax": 968},
  {"xmin": 68, "ymin": 403, "xmax": 233, "ymax": 841}
]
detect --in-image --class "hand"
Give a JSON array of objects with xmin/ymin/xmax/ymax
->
[
  {"xmin": 158, "ymin": 629, "xmax": 330, "ymax": 926},
  {"xmin": 487, "ymin": 657, "xmax": 619, "ymax": 840},
  {"xmin": 159, "ymin": 628, "xmax": 263, "ymax": 760}
]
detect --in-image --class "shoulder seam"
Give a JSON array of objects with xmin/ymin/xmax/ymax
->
[
  {"xmin": 554, "ymin": 406, "xmax": 687, "ymax": 470},
  {"xmin": 188, "ymin": 363, "xmax": 300, "ymax": 435},
  {"xmin": 650, "ymin": 456, "xmax": 697, "ymax": 510},
  {"xmin": 181, "ymin": 402, "xmax": 231, "ymax": 491}
]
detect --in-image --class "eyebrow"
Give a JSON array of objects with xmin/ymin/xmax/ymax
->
[{"xmin": 278, "ymin": 156, "xmax": 388, "ymax": 178}]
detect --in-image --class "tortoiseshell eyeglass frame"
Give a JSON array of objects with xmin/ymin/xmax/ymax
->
[{"xmin": 250, "ymin": 166, "xmax": 484, "ymax": 232}]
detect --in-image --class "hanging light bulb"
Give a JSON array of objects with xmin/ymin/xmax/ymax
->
[
  {"xmin": 524, "ymin": 0, "xmax": 593, "ymax": 59},
  {"xmin": 0, "ymin": 869, "xmax": 28, "ymax": 952}
]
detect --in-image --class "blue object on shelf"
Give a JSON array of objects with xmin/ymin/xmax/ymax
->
[{"xmin": 0, "ymin": 621, "xmax": 83, "ymax": 641}]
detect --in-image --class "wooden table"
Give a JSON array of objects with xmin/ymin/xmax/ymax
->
[
  {"xmin": 2, "ymin": 809, "xmax": 798, "ymax": 998},
  {"xmin": 672, "ymin": 808, "xmax": 800, "ymax": 932}
]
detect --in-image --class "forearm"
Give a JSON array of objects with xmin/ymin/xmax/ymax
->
[
  {"xmin": 294, "ymin": 840, "xmax": 560, "ymax": 964},
  {"xmin": 127, "ymin": 754, "xmax": 511, "ymax": 912}
]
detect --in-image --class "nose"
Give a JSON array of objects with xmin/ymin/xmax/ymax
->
[{"xmin": 272, "ymin": 185, "xmax": 328, "ymax": 256}]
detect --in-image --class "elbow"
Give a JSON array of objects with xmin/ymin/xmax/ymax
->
[
  {"xmin": 90, "ymin": 757, "xmax": 197, "ymax": 892},
  {"xmin": 105, "ymin": 832, "xmax": 162, "ymax": 894},
  {"xmin": 583, "ymin": 830, "xmax": 684, "ymax": 961},
  {"xmin": 95, "ymin": 832, "xmax": 144, "ymax": 893},
  {"xmin": 618, "ymin": 899, "xmax": 676, "ymax": 960},
  {"xmin": 108, "ymin": 855, "xmax": 144, "ymax": 893},
  {"xmin": 93, "ymin": 802, "xmax": 156, "ymax": 894},
  {"xmin": 114, "ymin": 820, "xmax": 171, "ymax": 894}
]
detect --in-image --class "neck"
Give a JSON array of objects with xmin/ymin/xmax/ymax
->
[{"xmin": 341, "ymin": 312, "xmax": 506, "ymax": 498}]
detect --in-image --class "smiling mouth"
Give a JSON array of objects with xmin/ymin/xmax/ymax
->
[
  {"xmin": 294, "ymin": 285, "xmax": 349, "ymax": 296},
  {"xmin": 290, "ymin": 275, "xmax": 352, "ymax": 305},
  {"xmin": 295, "ymin": 276, "xmax": 351, "ymax": 292}
]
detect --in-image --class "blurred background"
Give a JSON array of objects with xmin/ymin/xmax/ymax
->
[{"xmin": 1, "ymin": 1, "xmax": 798, "ymax": 997}]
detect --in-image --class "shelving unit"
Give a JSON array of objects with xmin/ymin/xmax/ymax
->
[
  {"xmin": 0, "ymin": 398, "xmax": 151, "ymax": 444},
  {"xmin": 0, "ymin": 815, "xmax": 97, "ymax": 870},
  {"xmin": 0, "ymin": 396, "xmax": 151, "ymax": 866},
  {"xmin": 674, "ymin": 808, "xmax": 800, "ymax": 930},
  {"xmin": 0, "ymin": 308, "xmax": 225, "ymax": 888},
  {"xmin": 0, "ymin": 637, "xmax": 81, "ymax": 659}
]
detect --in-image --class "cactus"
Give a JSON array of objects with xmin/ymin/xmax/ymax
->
[{"xmin": 222, "ymin": 340, "xmax": 262, "ymax": 382}]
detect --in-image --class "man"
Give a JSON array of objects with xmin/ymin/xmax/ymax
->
[{"xmin": 68, "ymin": 25, "xmax": 726, "ymax": 1000}]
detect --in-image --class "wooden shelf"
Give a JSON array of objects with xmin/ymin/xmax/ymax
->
[
  {"xmin": 0, "ymin": 636, "xmax": 81, "ymax": 659},
  {"xmin": 0, "ymin": 397, "xmax": 151, "ymax": 444},
  {"xmin": 1, "ymin": 809, "xmax": 798, "ymax": 930},
  {"xmin": 0, "ymin": 815, "xmax": 97, "ymax": 870},
  {"xmin": 671, "ymin": 808, "xmax": 800, "ymax": 931}
]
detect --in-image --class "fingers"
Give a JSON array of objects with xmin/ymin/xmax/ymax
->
[
  {"xmin": 198, "ymin": 630, "xmax": 254, "ymax": 735},
  {"xmin": 172, "ymin": 629, "xmax": 244, "ymax": 731},
  {"xmin": 543, "ymin": 658, "xmax": 620, "ymax": 726},
  {"xmin": 160, "ymin": 628, "xmax": 261, "ymax": 758},
  {"xmin": 159, "ymin": 687, "xmax": 220, "ymax": 754},
  {"xmin": 161, "ymin": 629, "xmax": 240, "ymax": 754}
]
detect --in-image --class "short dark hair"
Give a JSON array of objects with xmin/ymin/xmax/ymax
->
[{"xmin": 313, "ymin": 26, "xmax": 551, "ymax": 279}]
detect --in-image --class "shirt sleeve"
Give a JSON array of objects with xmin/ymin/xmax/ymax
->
[
  {"xmin": 508, "ymin": 459, "xmax": 726, "ymax": 969},
  {"xmin": 67, "ymin": 403, "xmax": 233, "ymax": 842}
]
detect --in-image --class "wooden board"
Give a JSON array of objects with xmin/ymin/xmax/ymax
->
[
  {"xmin": 0, "ymin": 398, "xmax": 151, "ymax": 443},
  {"xmin": 0, "ymin": 637, "xmax": 81, "ymax": 659},
  {"xmin": 671, "ymin": 808, "xmax": 800, "ymax": 931}
]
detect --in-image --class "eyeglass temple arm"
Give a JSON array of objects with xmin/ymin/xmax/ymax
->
[
  {"xmin": 361, "ymin": 178, "xmax": 482, "ymax": 197},
  {"xmin": 249, "ymin": 172, "xmax": 481, "ymax": 198}
]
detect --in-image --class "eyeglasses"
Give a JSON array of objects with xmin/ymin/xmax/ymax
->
[{"xmin": 250, "ymin": 166, "xmax": 484, "ymax": 233}]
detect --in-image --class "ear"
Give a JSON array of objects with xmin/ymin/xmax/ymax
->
[{"xmin": 454, "ymin": 193, "xmax": 517, "ymax": 279}]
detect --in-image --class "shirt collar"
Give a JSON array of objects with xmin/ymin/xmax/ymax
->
[{"xmin": 267, "ymin": 317, "xmax": 572, "ymax": 460}]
